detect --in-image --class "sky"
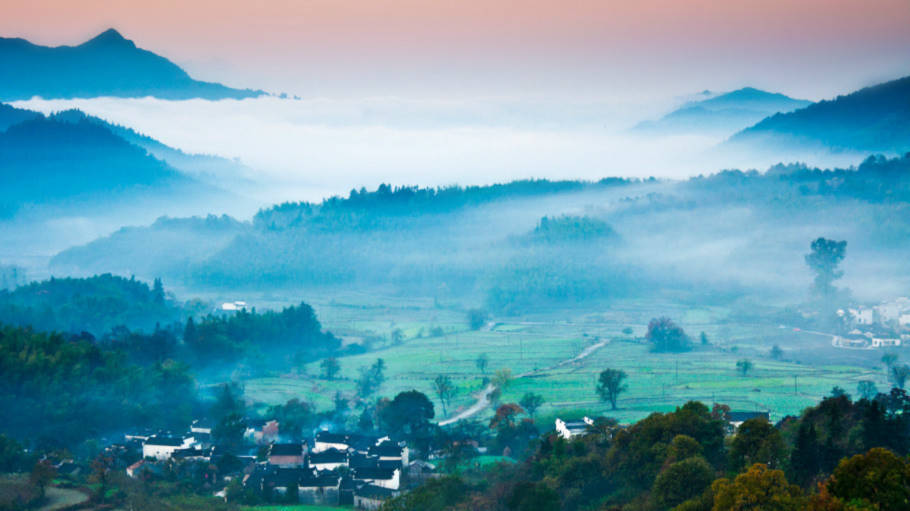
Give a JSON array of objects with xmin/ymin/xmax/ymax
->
[{"xmin": 3, "ymin": 0, "xmax": 910, "ymax": 100}]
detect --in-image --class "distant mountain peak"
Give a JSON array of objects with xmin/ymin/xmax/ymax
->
[
  {"xmin": 82, "ymin": 28, "xmax": 134, "ymax": 48},
  {"xmin": 0, "ymin": 30, "xmax": 264, "ymax": 100}
]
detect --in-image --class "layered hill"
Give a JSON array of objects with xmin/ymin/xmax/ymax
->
[
  {"xmin": 728, "ymin": 75, "xmax": 910, "ymax": 153},
  {"xmin": 634, "ymin": 87, "xmax": 811, "ymax": 136},
  {"xmin": 0, "ymin": 28, "xmax": 264, "ymax": 100}
]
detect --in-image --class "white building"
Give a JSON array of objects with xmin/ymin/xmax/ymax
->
[
  {"xmin": 142, "ymin": 435, "xmax": 195, "ymax": 460},
  {"xmin": 555, "ymin": 417, "xmax": 594, "ymax": 440}
]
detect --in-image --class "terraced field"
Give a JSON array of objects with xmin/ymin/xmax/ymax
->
[{"xmin": 241, "ymin": 292, "xmax": 894, "ymax": 426}]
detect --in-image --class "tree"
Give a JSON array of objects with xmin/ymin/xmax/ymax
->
[
  {"xmin": 857, "ymin": 380, "xmax": 878, "ymax": 401},
  {"xmin": 490, "ymin": 403, "xmax": 524, "ymax": 430},
  {"xmin": 152, "ymin": 277, "xmax": 165, "ymax": 305},
  {"xmin": 652, "ymin": 457, "xmax": 715, "ymax": 509},
  {"xmin": 493, "ymin": 368, "xmax": 513, "ymax": 390},
  {"xmin": 475, "ymin": 353, "xmax": 489, "ymax": 374},
  {"xmin": 519, "ymin": 392, "xmax": 544, "ymax": 419},
  {"xmin": 712, "ymin": 464, "xmax": 805, "ymax": 511},
  {"xmin": 596, "ymin": 369, "xmax": 628, "ymax": 410},
  {"xmin": 729, "ymin": 418, "xmax": 786, "ymax": 471},
  {"xmin": 321, "ymin": 357, "xmax": 340, "ymax": 380},
  {"xmin": 391, "ymin": 328, "xmax": 404, "ymax": 345},
  {"xmin": 211, "ymin": 381, "xmax": 245, "ymax": 420},
  {"xmin": 29, "ymin": 460, "xmax": 56, "ymax": 498},
  {"xmin": 646, "ymin": 317, "xmax": 691, "ymax": 352},
  {"xmin": 700, "ymin": 332, "xmax": 710, "ymax": 345},
  {"xmin": 882, "ymin": 352, "xmax": 899, "ymax": 370},
  {"xmin": 467, "ymin": 309, "xmax": 488, "ymax": 330},
  {"xmin": 770, "ymin": 345, "xmax": 784, "ymax": 360},
  {"xmin": 805, "ymin": 238, "xmax": 847, "ymax": 299},
  {"xmin": 822, "ymin": 448, "xmax": 910, "ymax": 510},
  {"xmin": 507, "ymin": 482, "xmax": 559, "ymax": 511},
  {"xmin": 356, "ymin": 359, "xmax": 386, "ymax": 398},
  {"xmin": 213, "ymin": 413, "xmax": 246, "ymax": 450},
  {"xmin": 736, "ymin": 359, "xmax": 754, "ymax": 377},
  {"xmin": 433, "ymin": 375, "xmax": 457, "ymax": 417},
  {"xmin": 381, "ymin": 391, "xmax": 435, "ymax": 438},
  {"xmin": 890, "ymin": 364, "xmax": 910, "ymax": 389}
]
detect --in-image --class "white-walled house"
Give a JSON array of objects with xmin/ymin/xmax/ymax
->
[
  {"xmin": 143, "ymin": 435, "xmax": 195, "ymax": 460},
  {"xmin": 555, "ymin": 417, "xmax": 594, "ymax": 439}
]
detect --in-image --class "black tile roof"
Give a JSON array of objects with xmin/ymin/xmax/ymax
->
[
  {"xmin": 309, "ymin": 448, "xmax": 347, "ymax": 464},
  {"xmin": 145, "ymin": 435, "xmax": 184, "ymax": 446},
  {"xmin": 368, "ymin": 441, "xmax": 403, "ymax": 457},
  {"xmin": 354, "ymin": 467, "xmax": 396, "ymax": 480},
  {"xmin": 727, "ymin": 411, "xmax": 770, "ymax": 422},
  {"xmin": 269, "ymin": 443, "xmax": 304, "ymax": 456}
]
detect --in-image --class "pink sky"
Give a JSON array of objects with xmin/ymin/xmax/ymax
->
[{"xmin": 3, "ymin": 0, "xmax": 910, "ymax": 98}]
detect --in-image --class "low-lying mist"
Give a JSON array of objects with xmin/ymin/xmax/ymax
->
[{"xmin": 14, "ymin": 95, "xmax": 865, "ymax": 205}]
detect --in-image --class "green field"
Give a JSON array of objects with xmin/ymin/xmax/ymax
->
[{"xmin": 240, "ymin": 292, "xmax": 894, "ymax": 425}]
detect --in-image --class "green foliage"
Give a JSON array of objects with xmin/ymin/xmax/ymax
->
[
  {"xmin": 467, "ymin": 308, "xmax": 488, "ymax": 330},
  {"xmin": 433, "ymin": 375, "xmax": 457, "ymax": 417},
  {"xmin": 0, "ymin": 324, "xmax": 196, "ymax": 445},
  {"xmin": 0, "ymin": 274, "xmax": 182, "ymax": 336},
  {"xmin": 652, "ymin": 457, "xmax": 715, "ymax": 509},
  {"xmin": 735, "ymin": 359, "xmax": 754, "ymax": 377},
  {"xmin": 596, "ymin": 368, "xmax": 628, "ymax": 410},
  {"xmin": 185, "ymin": 302, "xmax": 338, "ymax": 365},
  {"xmin": 647, "ymin": 317, "xmax": 692, "ymax": 352},
  {"xmin": 729, "ymin": 418, "xmax": 786, "ymax": 472},
  {"xmin": 823, "ymin": 448, "xmax": 910, "ymax": 510},
  {"xmin": 712, "ymin": 464, "xmax": 805, "ymax": 511},
  {"xmin": 805, "ymin": 238, "xmax": 847, "ymax": 299},
  {"xmin": 529, "ymin": 215, "xmax": 616, "ymax": 243},
  {"xmin": 519, "ymin": 392, "xmax": 544, "ymax": 418},
  {"xmin": 380, "ymin": 475, "xmax": 469, "ymax": 511}
]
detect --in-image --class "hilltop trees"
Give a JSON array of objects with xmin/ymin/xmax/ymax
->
[
  {"xmin": 805, "ymin": 237, "xmax": 847, "ymax": 300},
  {"xmin": 596, "ymin": 368, "xmax": 628, "ymax": 410},
  {"xmin": 467, "ymin": 309, "xmax": 488, "ymax": 330},
  {"xmin": 646, "ymin": 317, "xmax": 691, "ymax": 352}
]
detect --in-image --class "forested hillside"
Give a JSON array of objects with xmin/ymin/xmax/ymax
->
[{"xmin": 729, "ymin": 75, "xmax": 910, "ymax": 153}]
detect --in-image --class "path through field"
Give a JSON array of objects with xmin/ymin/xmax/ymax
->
[
  {"xmin": 37, "ymin": 487, "xmax": 89, "ymax": 511},
  {"xmin": 439, "ymin": 338, "xmax": 609, "ymax": 426}
]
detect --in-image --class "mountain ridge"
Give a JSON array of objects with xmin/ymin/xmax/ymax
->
[
  {"xmin": 727, "ymin": 75, "xmax": 910, "ymax": 153},
  {"xmin": 0, "ymin": 28, "xmax": 265, "ymax": 100},
  {"xmin": 633, "ymin": 87, "xmax": 812, "ymax": 136}
]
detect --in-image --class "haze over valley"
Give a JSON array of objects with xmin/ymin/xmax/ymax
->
[{"xmin": 2, "ymin": 6, "xmax": 910, "ymax": 511}]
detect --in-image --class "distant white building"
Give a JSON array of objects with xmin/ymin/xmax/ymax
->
[
  {"xmin": 555, "ymin": 417, "xmax": 594, "ymax": 439},
  {"xmin": 142, "ymin": 435, "xmax": 195, "ymax": 460},
  {"xmin": 220, "ymin": 301, "xmax": 248, "ymax": 311}
]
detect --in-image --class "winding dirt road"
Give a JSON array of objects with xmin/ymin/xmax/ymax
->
[{"xmin": 438, "ymin": 338, "xmax": 609, "ymax": 426}]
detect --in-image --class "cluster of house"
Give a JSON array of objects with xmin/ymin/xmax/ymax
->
[
  {"xmin": 837, "ymin": 297, "xmax": 910, "ymax": 349},
  {"xmin": 123, "ymin": 419, "xmax": 436, "ymax": 510}
]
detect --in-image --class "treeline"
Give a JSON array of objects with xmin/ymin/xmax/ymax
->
[
  {"xmin": 0, "ymin": 274, "xmax": 183, "ymax": 336},
  {"xmin": 386, "ymin": 390, "xmax": 910, "ymax": 511},
  {"xmin": 255, "ymin": 179, "xmax": 634, "ymax": 232},
  {"xmin": 183, "ymin": 302, "xmax": 340, "ymax": 364}
]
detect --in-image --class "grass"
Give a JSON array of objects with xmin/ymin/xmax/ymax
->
[{"xmin": 240, "ymin": 291, "xmax": 894, "ymax": 426}]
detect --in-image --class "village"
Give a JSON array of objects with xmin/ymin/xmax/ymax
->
[
  {"xmin": 109, "ymin": 418, "xmax": 433, "ymax": 510},
  {"xmin": 833, "ymin": 297, "xmax": 910, "ymax": 349}
]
